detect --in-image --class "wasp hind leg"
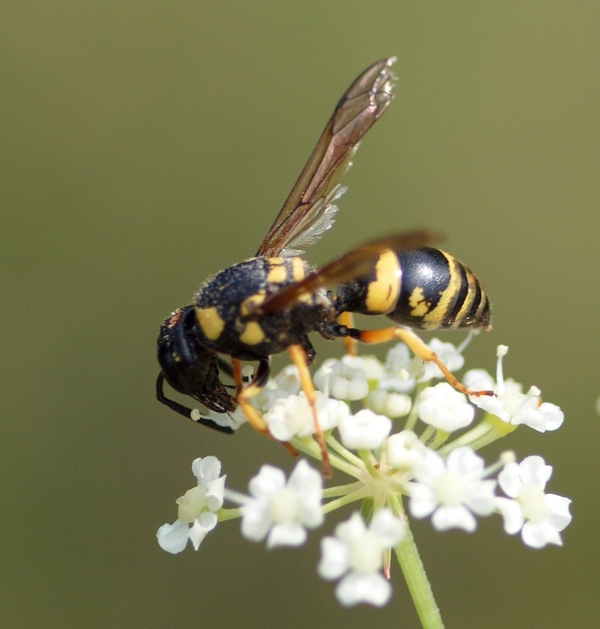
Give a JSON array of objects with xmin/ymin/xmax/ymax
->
[{"xmin": 327, "ymin": 324, "xmax": 493, "ymax": 397}]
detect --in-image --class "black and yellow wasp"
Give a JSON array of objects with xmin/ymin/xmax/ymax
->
[{"xmin": 157, "ymin": 58, "xmax": 491, "ymax": 474}]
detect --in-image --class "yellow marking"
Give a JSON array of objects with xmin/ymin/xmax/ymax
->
[
  {"xmin": 365, "ymin": 250, "xmax": 400, "ymax": 313},
  {"xmin": 195, "ymin": 306, "xmax": 225, "ymax": 340},
  {"xmin": 267, "ymin": 262, "xmax": 287, "ymax": 284},
  {"xmin": 269, "ymin": 257, "xmax": 284, "ymax": 264},
  {"xmin": 240, "ymin": 291, "xmax": 266, "ymax": 317},
  {"xmin": 449, "ymin": 265, "xmax": 477, "ymax": 329},
  {"xmin": 239, "ymin": 321, "xmax": 266, "ymax": 345},
  {"xmin": 421, "ymin": 251, "xmax": 461, "ymax": 329},
  {"xmin": 291, "ymin": 257, "xmax": 306, "ymax": 282},
  {"xmin": 297, "ymin": 292, "xmax": 313, "ymax": 305},
  {"xmin": 476, "ymin": 288, "xmax": 491, "ymax": 330},
  {"xmin": 408, "ymin": 286, "xmax": 430, "ymax": 318}
]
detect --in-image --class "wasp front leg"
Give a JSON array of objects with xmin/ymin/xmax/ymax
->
[
  {"xmin": 288, "ymin": 344, "xmax": 332, "ymax": 478},
  {"xmin": 235, "ymin": 357, "xmax": 299, "ymax": 457},
  {"xmin": 337, "ymin": 311, "xmax": 357, "ymax": 356}
]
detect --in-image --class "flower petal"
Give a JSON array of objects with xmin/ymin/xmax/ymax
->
[
  {"xmin": 240, "ymin": 502, "xmax": 271, "ymax": 542},
  {"xmin": 370, "ymin": 509, "xmax": 405, "ymax": 547},
  {"xmin": 521, "ymin": 521, "xmax": 562, "ymax": 548},
  {"xmin": 495, "ymin": 497, "xmax": 525, "ymax": 535},
  {"xmin": 335, "ymin": 572, "xmax": 392, "ymax": 607},
  {"xmin": 248, "ymin": 465, "xmax": 286, "ymax": 499},
  {"xmin": 338, "ymin": 409, "xmax": 391, "ymax": 450},
  {"xmin": 192, "ymin": 456, "xmax": 221, "ymax": 483},
  {"xmin": 188, "ymin": 519, "xmax": 211, "ymax": 550},
  {"xmin": 498, "ymin": 462, "xmax": 522, "ymax": 498},
  {"xmin": 431, "ymin": 505, "xmax": 477, "ymax": 532},
  {"xmin": 318, "ymin": 536, "xmax": 350, "ymax": 580},
  {"xmin": 267, "ymin": 523, "xmax": 307, "ymax": 548},
  {"xmin": 407, "ymin": 483, "xmax": 438, "ymax": 518},
  {"xmin": 156, "ymin": 519, "xmax": 189, "ymax": 554},
  {"xmin": 519, "ymin": 456, "xmax": 552, "ymax": 488},
  {"xmin": 545, "ymin": 494, "xmax": 572, "ymax": 532}
]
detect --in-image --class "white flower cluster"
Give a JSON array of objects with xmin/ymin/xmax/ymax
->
[{"xmin": 157, "ymin": 338, "xmax": 572, "ymax": 609}]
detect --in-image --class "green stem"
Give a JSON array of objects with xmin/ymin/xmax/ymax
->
[
  {"xmin": 405, "ymin": 382, "xmax": 427, "ymax": 432},
  {"xmin": 438, "ymin": 414, "xmax": 516, "ymax": 456},
  {"xmin": 323, "ymin": 481, "xmax": 363, "ymax": 498},
  {"xmin": 217, "ymin": 507, "xmax": 242, "ymax": 522},
  {"xmin": 429, "ymin": 429, "xmax": 450, "ymax": 450},
  {"xmin": 291, "ymin": 436, "xmax": 359, "ymax": 478},
  {"xmin": 389, "ymin": 495, "xmax": 444, "ymax": 629},
  {"xmin": 357, "ymin": 448, "xmax": 378, "ymax": 476},
  {"xmin": 420, "ymin": 425, "xmax": 435, "ymax": 445},
  {"xmin": 325, "ymin": 433, "xmax": 364, "ymax": 468},
  {"xmin": 322, "ymin": 486, "xmax": 371, "ymax": 513}
]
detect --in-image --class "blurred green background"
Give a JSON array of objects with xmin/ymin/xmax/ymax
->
[{"xmin": 2, "ymin": 2, "xmax": 599, "ymax": 628}]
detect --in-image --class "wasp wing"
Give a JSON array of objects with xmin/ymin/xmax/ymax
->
[
  {"xmin": 256, "ymin": 57, "xmax": 397, "ymax": 258},
  {"xmin": 257, "ymin": 230, "xmax": 441, "ymax": 315}
]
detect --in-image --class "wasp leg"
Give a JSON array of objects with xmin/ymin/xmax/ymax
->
[
  {"xmin": 337, "ymin": 312, "xmax": 357, "ymax": 356},
  {"xmin": 232, "ymin": 358, "xmax": 244, "ymax": 395},
  {"xmin": 330, "ymin": 325, "xmax": 493, "ymax": 398},
  {"xmin": 288, "ymin": 344, "xmax": 332, "ymax": 478},
  {"xmin": 297, "ymin": 335, "xmax": 317, "ymax": 365},
  {"xmin": 156, "ymin": 372, "xmax": 235, "ymax": 434},
  {"xmin": 236, "ymin": 358, "xmax": 299, "ymax": 457},
  {"xmin": 216, "ymin": 356, "xmax": 235, "ymax": 379}
]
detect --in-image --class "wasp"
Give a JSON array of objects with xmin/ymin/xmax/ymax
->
[{"xmin": 156, "ymin": 58, "xmax": 491, "ymax": 475}]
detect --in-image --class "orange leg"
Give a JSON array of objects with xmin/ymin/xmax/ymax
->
[
  {"xmin": 357, "ymin": 326, "xmax": 493, "ymax": 397},
  {"xmin": 338, "ymin": 311, "xmax": 357, "ymax": 356},
  {"xmin": 232, "ymin": 358, "xmax": 244, "ymax": 395},
  {"xmin": 288, "ymin": 344, "xmax": 332, "ymax": 478}
]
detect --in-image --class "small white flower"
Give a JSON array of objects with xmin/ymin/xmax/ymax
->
[
  {"xmin": 366, "ymin": 375, "xmax": 412, "ymax": 418},
  {"xmin": 473, "ymin": 386, "xmax": 564, "ymax": 433},
  {"xmin": 385, "ymin": 430, "xmax": 427, "ymax": 471},
  {"xmin": 469, "ymin": 347, "xmax": 564, "ymax": 432},
  {"xmin": 417, "ymin": 382, "xmax": 475, "ymax": 431},
  {"xmin": 420, "ymin": 338, "xmax": 466, "ymax": 382},
  {"xmin": 338, "ymin": 409, "xmax": 392, "ymax": 451},
  {"xmin": 240, "ymin": 460, "xmax": 323, "ymax": 548},
  {"xmin": 408, "ymin": 447, "xmax": 496, "ymax": 532},
  {"xmin": 318, "ymin": 509, "xmax": 405, "ymax": 607},
  {"xmin": 274, "ymin": 364, "xmax": 301, "ymax": 396},
  {"xmin": 462, "ymin": 368, "xmax": 495, "ymax": 392},
  {"xmin": 314, "ymin": 357, "xmax": 370, "ymax": 401},
  {"xmin": 367, "ymin": 388, "xmax": 412, "ymax": 418},
  {"xmin": 384, "ymin": 343, "xmax": 418, "ymax": 391},
  {"xmin": 264, "ymin": 392, "xmax": 349, "ymax": 442},
  {"xmin": 341, "ymin": 354, "xmax": 387, "ymax": 381},
  {"xmin": 156, "ymin": 456, "xmax": 226, "ymax": 553},
  {"xmin": 495, "ymin": 455, "xmax": 572, "ymax": 548},
  {"xmin": 198, "ymin": 407, "xmax": 248, "ymax": 431}
]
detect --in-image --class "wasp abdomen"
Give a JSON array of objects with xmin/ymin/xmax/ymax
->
[{"xmin": 335, "ymin": 247, "xmax": 491, "ymax": 331}]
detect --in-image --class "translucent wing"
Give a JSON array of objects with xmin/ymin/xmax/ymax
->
[
  {"xmin": 256, "ymin": 230, "xmax": 442, "ymax": 315},
  {"xmin": 256, "ymin": 57, "xmax": 397, "ymax": 258}
]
